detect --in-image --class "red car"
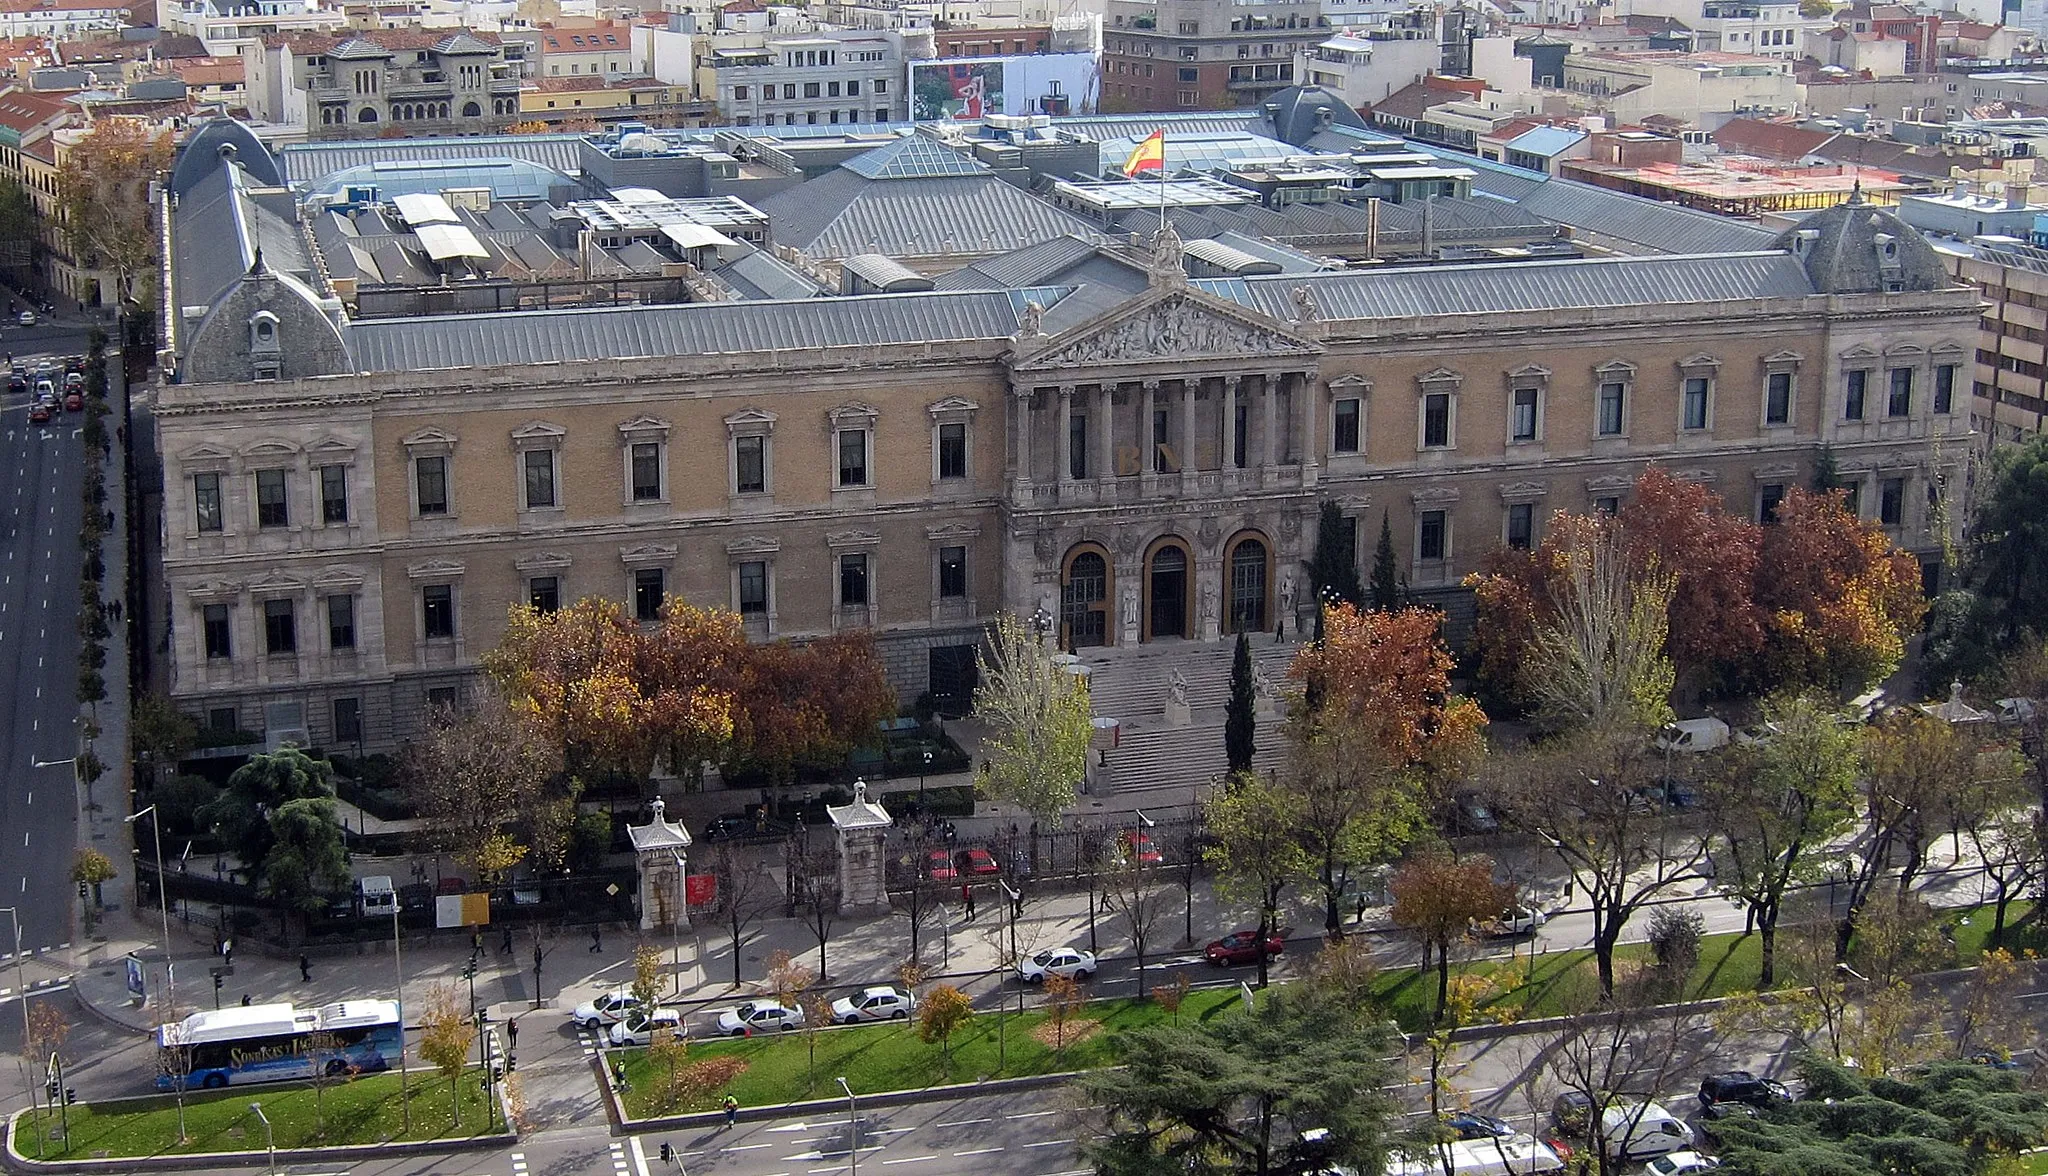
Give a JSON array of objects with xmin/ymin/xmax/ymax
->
[
  {"xmin": 63, "ymin": 391, "xmax": 81, "ymax": 412},
  {"xmin": 28, "ymin": 402, "xmax": 50, "ymax": 423},
  {"xmin": 1118, "ymin": 830, "xmax": 1164, "ymax": 865},
  {"xmin": 1205, "ymin": 927, "xmax": 1289, "ymax": 966},
  {"xmin": 954, "ymin": 847, "xmax": 1000, "ymax": 876},
  {"xmin": 926, "ymin": 849, "xmax": 957, "ymax": 882}
]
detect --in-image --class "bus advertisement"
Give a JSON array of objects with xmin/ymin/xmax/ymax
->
[{"xmin": 155, "ymin": 999, "xmax": 402, "ymax": 1090}]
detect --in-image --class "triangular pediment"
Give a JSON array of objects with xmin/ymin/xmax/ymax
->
[{"xmin": 1011, "ymin": 289, "xmax": 1320, "ymax": 373}]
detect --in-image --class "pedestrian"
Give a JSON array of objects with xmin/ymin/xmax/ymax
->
[
  {"xmin": 240, "ymin": 993, "xmax": 251, "ymax": 1006},
  {"xmin": 589, "ymin": 926, "xmax": 603, "ymax": 953},
  {"xmin": 471, "ymin": 930, "xmax": 483, "ymax": 960},
  {"xmin": 962, "ymin": 883, "xmax": 975, "ymax": 921},
  {"xmin": 298, "ymin": 953, "xmax": 311, "ymax": 982},
  {"xmin": 501, "ymin": 926, "xmax": 514, "ymax": 955},
  {"xmin": 723, "ymin": 1094, "xmax": 739, "ymax": 1128},
  {"xmin": 1355, "ymin": 892, "xmax": 1368, "ymax": 924},
  {"xmin": 507, "ymin": 1018, "xmax": 517, "ymax": 1049}
]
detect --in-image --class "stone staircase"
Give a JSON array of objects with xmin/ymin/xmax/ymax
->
[{"xmin": 1078, "ymin": 637, "xmax": 1300, "ymax": 797}]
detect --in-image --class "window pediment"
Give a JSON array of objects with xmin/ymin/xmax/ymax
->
[
  {"xmin": 1411, "ymin": 486, "xmax": 1461, "ymax": 506},
  {"xmin": 1506, "ymin": 363, "xmax": 1552, "ymax": 382},
  {"xmin": 1840, "ymin": 345, "xmax": 1880, "ymax": 361},
  {"xmin": 1328, "ymin": 374, "xmax": 1371, "ymax": 392},
  {"xmin": 1754, "ymin": 464, "xmax": 1799, "ymax": 481},
  {"xmin": 621, "ymin": 542, "xmax": 677, "ymax": 567},
  {"xmin": 618, "ymin": 415, "xmax": 672, "ymax": 441},
  {"xmin": 309, "ymin": 436, "xmax": 359, "ymax": 457},
  {"xmin": 726, "ymin": 535, "xmax": 782, "ymax": 557},
  {"xmin": 311, "ymin": 566, "xmax": 365, "ymax": 591},
  {"xmin": 181, "ymin": 443, "xmax": 234, "ymax": 466},
  {"xmin": 1595, "ymin": 359, "xmax": 1637, "ymax": 378},
  {"xmin": 1499, "ymin": 481, "xmax": 1549, "ymax": 504},
  {"xmin": 827, "ymin": 529, "xmax": 882, "ymax": 549},
  {"xmin": 828, "ymin": 402, "xmax": 881, "ymax": 429},
  {"xmin": 725, "ymin": 408, "xmax": 777, "ymax": 437},
  {"xmin": 515, "ymin": 550, "xmax": 573, "ymax": 572},
  {"xmin": 926, "ymin": 522, "xmax": 982, "ymax": 542},
  {"xmin": 927, "ymin": 396, "xmax": 979, "ymax": 421},
  {"xmin": 1762, "ymin": 350, "xmax": 1803, "ymax": 370},
  {"xmin": 1416, "ymin": 367, "xmax": 1463, "ymax": 393},
  {"xmin": 1673, "ymin": 468, "xmax": 1719, "ymax": 484},
  {"xmin": 1586, "ymin": 474, "xmax": 1634, "ymax": 494},
  {"xmin": 248, "ymin": 570, "xmax": 307, "ymax": 596},
  {"xmin": 407, "ymin": 558, "xmax": 466, "ymax": 580},
  {"xmin": 1678, "ymin": 353, "xmax": 1721, "ymax": 375},
  {"xmin": 188, "ymin": 578, "xmax": 242, "ymax": 600},
  {"xmin": 402, "ymin": 427, "xmax": 458, "ymax": 453},
  {"xmin": 511, "ymin": 421, "xmax": 567, "ymax": 448},
  {"xmin": 241, "ymin": 439, "xmax": 301, "ymax": 458}
]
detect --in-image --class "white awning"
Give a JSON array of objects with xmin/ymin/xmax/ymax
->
[
  {"xmin": 660, "ymin": 223, "xmax": 738, "ymax": 250},
  {"xmin": 390, "ymin": 191, "xmax": 459, "ymax": 227},
  {"xmin": 414, "ymin": 222, "xmax": 490, "ymax": 262}
]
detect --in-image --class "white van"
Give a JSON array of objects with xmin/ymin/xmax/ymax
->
[
  {"xmin": 356, "ymin": 875, "xmax": 398, "ymax": 918},
  {"xmin": 1654, "ymin": 718, "xmax": 1730, "ymax": 754},
  {"xmin": 1385, "ymin": 1134, "xmax": 1565, "ymax": 1176},
  {"xmin": 1597, "ymin": 1102, "xmax": 1694, "ymax": 1163}
]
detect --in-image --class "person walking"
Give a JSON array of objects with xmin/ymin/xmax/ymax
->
[
  {"xmin": 589, "ymin": 926, "xmax": 603, "ymax": 953},
  {"xmin": 506, "ymin": 1018, "xmax": 517, "ymax": 1049},
  {"xmin": 501, "ymin": 926, "xmax": 514, "ymax": 954},
  {"xmin": 723, "ymin": 1094, "xmax": 739, "ymax": 1128},
  {"xmin": 962, "ymin": 883, "xmax": 975, "ymax": 921},
  {"xmin": 298, "ymin": 954, "xmax": 311, "ymax": 982}
]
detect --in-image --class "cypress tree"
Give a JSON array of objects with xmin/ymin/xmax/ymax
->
[
  {"xmin": 1305, "ymin": 500, "xmax": 1364, "ymax": 608},
  {"xmin": 1225, "ymin": 631, "xmax": 1256, "ymax": 773},
  {"xmin": 1369, "ymin": 512, "xmax": 1402, "ymax": 611}
]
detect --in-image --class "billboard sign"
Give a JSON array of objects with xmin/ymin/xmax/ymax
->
[{"xmin": 912, "ymin": 60, "xmax": 1005, "ymax": 120}]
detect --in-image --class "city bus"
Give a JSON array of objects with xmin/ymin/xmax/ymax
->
[{"xmin": 155, "ymin": 999, "xmax": 403, "ymax": 1090}]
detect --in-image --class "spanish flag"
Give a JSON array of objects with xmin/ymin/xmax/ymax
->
[{"xmin": 1122, "ymin": 129, "xmax": 1165, "ymax": 176}]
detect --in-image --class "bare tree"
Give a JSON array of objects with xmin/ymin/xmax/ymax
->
[
  {"xmin": 1541, "ymin": 980, "xmax": 1721, "ymax": 1176},
  {"xmin": 791, "ymin": 835, "xmax": 842, "ymax": 981},
  {"xmin": 706, "ymin": 840, "xmax": 777, "ymax": 988},
  {"xmin": 1100, "ymin": 850, "xmax": 1170, "ymax": 997},
  {"xmin": 891, "ymin": 824, "xmax": 946, "ymax": 968},
  {"xmin": 1841, "ymin": 711, "xmax": 1979, "ymax": 958}
]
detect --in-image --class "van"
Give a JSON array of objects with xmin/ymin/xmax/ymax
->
[
  {"xmin": 1596, "ymin": 1102, "xmax": 1694, "ymax": 1163},
  {"xmin": 356, "ymin": 875, "xmax": 398, "ymax": 918},
  {"xmin": 1384, "ymin": 1134, "xmax": 1565, "ymax": 1175},
  {"xmin": 1653, "ymin": 718, "xmax": 1729, "ymax": 754}
]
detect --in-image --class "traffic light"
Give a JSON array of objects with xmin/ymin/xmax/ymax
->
[
  {"xmin": 76, "ymin": 882, "xmax": 87, "ymax": 900},
  {"xmin": 63, "ymin": 1088, "xmax": 75, "ymax": 1105},
  {"xmin": 461, "ymin": 959, "xmax": 476, "ymax": 980},
  {"xmin": 505, "ymin": 1054, "xmax": 516, "ymax": 1075},
  {"xmin": 490, "ymin": 1064, "xmax": 503, "ymax": 1083},
  {"xmin": 45, "ymin": 1078, "xmax": 58, "ymax": 1102},
  {"xmin": 660, "ymin": 1143, "xmax": 674, "ymax": 1164}
]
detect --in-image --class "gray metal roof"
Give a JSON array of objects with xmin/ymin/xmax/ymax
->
[
  {"xmin": 1053, "ymin": 113, "xmax": 1264, "ymax": 142},
  {"xmin": 278, "ymin": 134, "xmax": 589, "ymax": 186},
  {"xmin": 344, "ymin": 288, "xmax": 1063, "ymax": 372},
  {"xmin": 933, "ymin": 234, "xmax": 1104, "ymax": 290},
  {"xmin": 713, "ymin": 244, "xmax": 824, "ymax": 300},
  {"xmin": 840, "ymin": 134, "xmax": 988, "ymax": 179},
  {"xmin": 172, "ymin": 158, "xmax": 317, "ymax": 314},
  {"xmin": 758, "ymin": 169, "xmax": 1095, "ymax": 259},
  {"xmin": 1196, "ymin": 251, "xmax": 1815, "ymax": 322},
  {"xmin": 1511, "ymin": 179, "xmax": 1780, "ymax": 255}
]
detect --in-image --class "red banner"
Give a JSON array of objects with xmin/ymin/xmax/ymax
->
[{"xmin": 686, "ymin": 873, "xmax": 718, "ymax": 908}]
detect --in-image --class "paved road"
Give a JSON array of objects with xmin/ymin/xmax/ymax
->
[{"xmin": 0, "ymin": 330, "xmax": 91, "ymax": 959}]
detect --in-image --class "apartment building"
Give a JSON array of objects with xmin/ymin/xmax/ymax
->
[
  {"xmin": 156, "ymin": 0, "xmax": 344, "ymax": 56},
  {"xmin": 0, "ymin": 0, "xmax": 124, "ymax": 40},
  {"xmin": 704, "ymin": 30, "xmax": 906, "ymax": 127},
  {"xmin": 244, "ymin": 28, "xmax": 521, "ymax": 137},
  {"xmin": 1100, "ymin": 0, "xmax": 1324, "ymax": 112}
]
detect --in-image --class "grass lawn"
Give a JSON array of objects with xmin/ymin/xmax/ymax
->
[
  {"xmin": 14, "ymin": 1068, "xmax": 501, "ymax": 1161},
  {"xmin": 2025, "ymin": 1149, "xmax": 2048, "ymax": 1176},
  {"xmin": 617, "ymin": 987, "xmax": 1246, "ymax": 1118}
]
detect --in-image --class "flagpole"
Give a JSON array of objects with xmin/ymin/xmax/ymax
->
[{"xmin": 1158, "ymin": 131, "xmax": 1167, "ymax": 234}]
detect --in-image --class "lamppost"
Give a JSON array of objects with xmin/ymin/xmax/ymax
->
[
  {"xmin": 1030, "ymin": 606, "xmax": 1052, "ymax": 645},
  {"xmin": 248, "ymin": 1101, "xmax": 275, "ymax": 1176},
  {"xmin": 124, "ymin": 805, "xmax": 174, "ymax": 1018},
  {"xmin": 999, "ymin": 879, "xmax": 1021, "ymax": 1070},
  {"xmin": 0, "ymin": 907, "xmax": 35, "ymax": 1132},
  {"xmin": 836, "ymin": 1077, "xmax": 858, "ymax": 1176},
  {"xmin": 918, "ymin": 748, "xmax": 932, "ymax": 808},
  {"xmin": 389, "ymin": 902, "xmax": 410, "ymax": 1131}
]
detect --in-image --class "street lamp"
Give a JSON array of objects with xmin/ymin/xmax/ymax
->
[
  {"xmin": 0, "ymin": 908, "xmax": 35, "ymax": 1130},
  {"xmin": 918, "ymin": 747, "xmax": 932, "ymax": 808},
  {"xmin": 389, "ymin": 901, "xmax": 410, "ymax": 1131},
  {"xmin": 836, "ymin": 1077, "xmax": 858, "ymax": 1176},
  {"xmin": 248, "ymin": 1101, "xmax": 275, "ymax": 1176},
  {"xmin": 124, "ymin": 805, "xmax": 175, "ymax": 1019}
]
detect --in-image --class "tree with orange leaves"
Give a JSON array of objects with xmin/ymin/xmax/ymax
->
[
  {"xmin": 54, "ymin": 118, "xmax": 173, "ymax": 305},
  {"xmin": 726, "ymin": 633, "xmax": 895, "ymax": 789},
  {"xmin": 1287, "ymin": 604, "xmax": 1487, "ymax": 934},
  {"xmin": 1755, "ymin": 487, "xmax": 1926, "ymax": 695},
  {"xmin": 636, "ymin": 601, "xmax": 748, "ymax": 788}
]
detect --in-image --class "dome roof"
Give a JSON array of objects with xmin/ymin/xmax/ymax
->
[
  {"xmin": 169, "ymin": 117, "xmax": 281, "ymax": 199},
  {"xmin": 1772, "ymin": 186, "xmax": 1948, "ymax": 295}
]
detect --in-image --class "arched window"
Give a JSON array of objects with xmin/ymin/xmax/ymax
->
[
  {"xmin": 357, "ymin": 107, "xmax": 378, "ymax": 123},
  {"xmin": 1227, "ymin": 536, "xmax": 1269, "ymax": 634},
  {"xmin": 463, "ymin": 100, "xmax": 480, "ymax": 117},
  {"xmin": 1062, "ymin": 549, "xmax": 1110, "ymax": 648}
]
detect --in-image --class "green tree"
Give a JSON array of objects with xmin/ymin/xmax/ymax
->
[
  {"xmin": 1369, "ymin": 512, "xmax": 1402, "ymax": 611},
  {"xmin": 258, "ymin": 797, "xmax": 349, "ymax": 925},
  {"xmin": 917, "ymin": 985, "xmax": 974, "ymax": 1074},
  {"xmin": 416, "ymin": 982, "xmax": 476, "ymax": 1126},
  {"xmin": 973, "ymin": 612, "xmax": 1092, "ymax": 826},
  {"xmin": 1945, "ymin": 435, "xmax": 2048, "ymax": 673},
  {"xmin": 1225, "ymin": 631, "xmax": 1256, "ymax": 774},
  {"xmin": 1306, "ymin": 499, "xmax": 1364, "ymax": 608},
  {"xmin": 1204, "ymin": 774, "xmax": 1311, "ymax": 989},
  {"xmin": 402, "ymin": 688, "xmax": 562, "ymax": 881},
  {"xmin": 1812, "ymin": 444, "xmax": 1841, "ymax": 492},
  {"xmin": 1524, "ymin": 515, "xmax": 1676, "ymax": 736},
  {"xmin": 131, "ymin": 693, "xmax": 197, "ymax": 786},
  {"xmin": 1703, "ymin": 694, "xmax": 1861, "ymax": 987},
  {"xmin": 197, "ymin": 747, "xmax": 336, "ymax": 870},
  {"xmin": 1079, "ymin": 985, "xmax": 1399, "ymax": 1176}
]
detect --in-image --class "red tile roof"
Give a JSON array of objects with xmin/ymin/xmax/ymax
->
[
  {"xmin": 1711, "ymin": 116, "xmax": 1836, "ymax": 161},
  {"xmin": 266, "ymin": 27, "xmax": 500, "ymax": 54},
  {"xmin": 0, "ymin": 85, "xmax": 69, "ymax": 134}
]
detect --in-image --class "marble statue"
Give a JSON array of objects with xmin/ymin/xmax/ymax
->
[
  {"xmin": 1168, "ymin": 668, "xmax": 1189, "ymax": 710},
  {"xmin": 1201, "ymin": 579, "xmax": 1218, "ymax": 625},
  {"xmin": 1121, "ymin": 584, "xmax": 1139, "ymax": 630},
  {"xmin": 1278, "ymin": 569, "xmax": 1297, "ymax": 616}
]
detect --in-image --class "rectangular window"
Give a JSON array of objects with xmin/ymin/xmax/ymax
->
[
  {"xmin": 735, "ymin": 435, "xmax": 766, "ymax": 494},
  {"xmin": 1418, "ymin": 510, "xmax": 1447, "ymax": 561},
  {"xmin": 630, "ymin": 442, "xmax": 662, "ymax": 501},
  {"xmin": 838, "ymin": 553, "xmax": 869, "ymax": 606},
  {"xmin": 1594, "ymin": 495, "xmax": 1620, "ymax": 516},
  {"xmin": 837, "ymin": 429, "xmax": 868, "ymax": 487},
  {"xmin": 319, "ymin": 463, "xmax": 348, "ymax": 524},
  {"xmin": 1934, "ymin": 363, "xmax": 1957, "ymax": 414},
  {"xmin": 1506, "ymin": 503, "xmax": 1534, "ymax": 550},
  {"xmin": 1153, "ymin": 407, "xmax": 1171, "ymax": 472},
  {"xmin": 1843, "ymin": 482, "xmax": 1861, "ymax": 516},
  {"xmin": 427, "ymin": 686, "xmax": 457, "ymax": 712},
  {"xmin": 255, "ymin": 468, "xmax": 288, "ymax": 527},
  {"xmin": 193, "ymin": 472, "xmax": 223, "ymax": 533},
  {"xmin": 1070, "ymin": 413, "xmax": 1088, "ymax": 479},
  {"xmin": 1682, "ymin": 377, "xmax": 1710, "ymax": 430},
  {"xmin": 938, "ymin": 422, "xmax": 967, "ymax": 480},
  {"xmin": 1760, "ymin": 483, "xmax": 1785, "ymax": 524},
  {"xmin": 203, "ymin": 603, "xmax": 231, "ymax": 659},
  {"xmin": 804, "ymin": 81, "xmax": 820, "ymax": 97},
  {"xmin": 1233, "ymin": 404, "xmax": 1247, "ymax": 468},
  {"xmin": 209, "ymin": 707, "xmax": 238, "ymax": 733},
  {"xmin": 1845, "ymin": 369, "xmax": 1868, "ymax": 420},
  {"xmin": 1766, "ymin": 372, "xmax": 1792, "ymax": 424},
  {"xmin": 1879, "ymin": 477, "xmax": 1904, "ymax": 526},
  {"xmin": 1887, "ymin": 367, "xmax": 1913, "ymax": 417},
  {"xmin": 1598, "ymin": 382, "xmax": 1625, "ymax": 436},
  {"xmin": 938, "ymin": 545, "xmax": 966, "ymax": 598},
  {"xmin": 738, "ymin": 561, "xmax": 767, "ymax": 614},
  {"xmin": 734, "ymin": 84, "xmax": 748, "ymax": 99},
  {"xmin": 422, "ymin": 584, "xmax": 454, "ymax": 639},
  {"xmin": 847, "ymin": 80, "xmax": 860, "ymax": 95},
  {"xmin": 633, "ymin": 568, "xmax": 665, "ymax": 622},
  {"xmin": 1333, "ymin": 398, "xmax": 1361, "ymax": 453},
  {"xmin": 333, "ymin": 697, "xmax": 362, "ymax": 743},
  {"xmin": 523, "ymin": 449, "xmax": 557, "ymax": 508},
  {"xmin": 1422, "ymin": 393, "xmax": 1450, "ymax": 448},
  {"xmin": 263, "ymin": 598, "xmax": 296, "ymax": 655},
  {"xmin": 326, "ymin": 594, "xmax": 355, "ymax": 650},
  {"xmin": 1510, "ymin": 388, "xmax": 1538, "ymax": 442},
  {"xmin": 529, "ymin": 576, "xmax": 559, "ymax": 613},
  {"xmin": 415, "ymin": 456, "xmax": 448, "ymax": 515}
]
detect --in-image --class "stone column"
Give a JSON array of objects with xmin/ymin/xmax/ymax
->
[
  {"xmin": 1260, "ymin": 372, "xmax": 1278, "ymax": 477},
  {"xmin": 1056, "ymin": 385, "xmax": 1074, "ymax": 489},
  {"xmin": 1011, "ymin": 388, "xmax": 1034, "ymax": 497},
  {"xmin": 627, "ymin": 798, "xmax": 691, "ymax": 932},
  {"xmin": 1093, "ymin": 383, "xmax": 1115, "ymax": 489},
  {"xmin": 828, "ymin": 780, "xmax": 892, "ymax": 917},
  {"xmin": 1223, "ymin": 376, "xmax": 1241, "ymax": 471},
  {"xmin": 1298, "ymin": 372, "xmax": 1319, "ymax": 487},
  {"xmin": 1139, "ymin": 379, "xmax": 1158, "ymax": 485},
  {"xmin": 1178, "ymin": 378, "xmax": 1197, "ymax": 492}
]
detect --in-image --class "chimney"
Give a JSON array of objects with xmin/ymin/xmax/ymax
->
[{"xmin": 2009, "ymin": 182, "xmax": 2032, "ymax": 209}]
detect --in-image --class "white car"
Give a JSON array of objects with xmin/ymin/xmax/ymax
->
[
  {"xmin": 1646, "ymin": 1152, "xmax": 1721, "ymax": 1175},
  {"xmin": 17, "ymin": 311, "xmax": 34, "ymax": 327},
  {"xmin": 831, "ymin": 986, "xmax": 917, "ymax": 1024},
  {"xmin": 715, "ymin": 1000, "xmax": 805, "ymax": 1036},
  {"xmin": 1016, "ymin": 947, "xmax": 1097, "ymax": 982},
  {"xmin": 573, "ymin": 988, "xmax": 637, "ymax": 1030},
  {"xmin": 608, "ymin": 1007, "xmax": 683, "ymax": 1047},
  {"xmin": 1480, "ymin": 905, "xmax": 1546, "ymax": 938}
]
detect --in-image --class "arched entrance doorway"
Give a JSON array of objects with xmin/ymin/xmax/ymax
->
[
  {"xmin": 1061, "ymin": 546, "xmax": 1112, "ymax": 648},
  {"xmin": 1146, "ymin": 540, "xmax": 1192, "ymax": 641},
  {"xmin": 1225, "ymin": 533, "xmax": 1271, "ymax": 634}
]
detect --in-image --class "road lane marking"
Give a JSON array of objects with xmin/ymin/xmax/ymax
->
[
  {"xmin": 1008, "ymin": 1111, "xmax": 1060, "ymax": 1120},
  {"xmin": 951, "ymin": 1148, "xmax": 1004, "ymax": 1157},
  {"xmin": 1022, "ymin": 1140, "xmax": 1074, "ymax": 1149},
  {"xmin": 881, "ymin": 1157, "xmax": 938, "ymax": 1165},
  {"xmin": 935, "ymin": 1118, "xmax": 992, "ymax": 1128}
]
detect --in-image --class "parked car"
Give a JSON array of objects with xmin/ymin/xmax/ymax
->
[
  {"xmin": 435, "ymin": 876, "xmax": 469, "ymax": 895},
  {"xmin": 574, "ymin": 988, "xmax": 638, "ymax": 1030},
  {"xmin": 1968, "ymin": 1050, "xmax": 2028, "ymax": 1071},
  {"xmin": 1016, "ymin": 947, "xmax": 1096, "ymax": 982},
  {"xmin": 715, "ymin": 1000, "xmax": 804, "ymax": 1036},
  {"xmin": 18, "ymin": 310, "xmax": 34, "ymax": 326},
  {"xmin": 954, "ymin": 847, "xmax": 1000, "ymax": 876},
  {"xmin": 1697, "ymin": 1071, "xmax": 1791, "ymax": 1111},
  {"xmin": 1110, "ymin": 829, "xmax": 1164, "ymax": 866},
  {"xmin": 1442, "ymin": 1111, "xmax": 1516, "ymax": 1140},
  {"xmin": 1452, "ymin": 792, "xmax": 1499, "ymax": 835},
  {"xmin": 830, "ymin": 986, "xmax": 917, "ymax": 1024},
  {"xmin": 1479, "ymin": 905, "xmax": 1545, "ymax": 938},
  {"xmin": 1205, "ymin": 927, "xmax": 1288, "ymax": 966},
  {"xmin": 1645, "ymin": 1151, "xmax": 1721, "ymax": 1175},
  {"xmin": 608, "ymin": 1007, "xmax": 683, "ymax": 1047},
  {"xmin": 926, "ymin": 849, "xmax": 958, "ymax": 882},
  {"xmin": 1550, "ymin": 1092, "xmax": 1595, "ymax": 1136},
  {"xmin": 1592, "ymin": 1103, "xmax": 1694, "ymax": 1163},
  {"xmin": 63, "ymin": 391, "xmax": 81, "ymax": 412}
]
